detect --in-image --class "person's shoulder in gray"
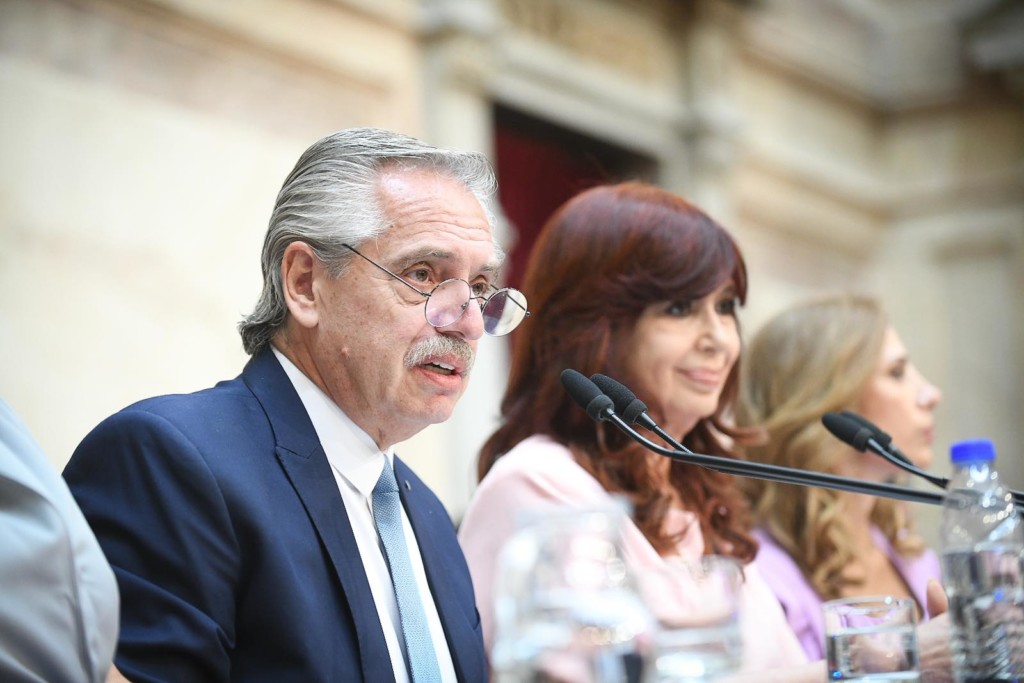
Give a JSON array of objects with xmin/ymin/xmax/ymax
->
[{"xmin": 0, "ymin": 397, "xmax": 119, "ymax": 683}]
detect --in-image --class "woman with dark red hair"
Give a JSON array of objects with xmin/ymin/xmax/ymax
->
[{"xmin": 457, "ymin": 182, "xmax": 952, "ymax": 680}]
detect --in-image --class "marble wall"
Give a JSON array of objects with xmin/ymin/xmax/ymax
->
[
  {"xmin": 0, "ymin": 0, "xmax": 423, "ymax": 473},
  {"xmin": 2, "ymin": 0, "xmax": 1021, "ymax": 537}
]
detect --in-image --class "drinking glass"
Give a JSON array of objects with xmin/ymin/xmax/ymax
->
[
  {"xmin": 489, "ymin": 502, "xmax": 655, "ymax": 683},
  {"xmin": 639, "ymin": 555, "xmax": 743, "ymax": 682},
  {"xmin": 822, "ymin": 596, "xmax": 920, "ymax": 682}
]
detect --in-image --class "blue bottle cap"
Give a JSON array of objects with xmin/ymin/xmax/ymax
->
[{"xmin": 950, "ymin": 439, "xmax": 996, "ymax": 464}]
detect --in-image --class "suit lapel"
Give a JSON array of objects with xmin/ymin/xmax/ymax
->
[
  {"xmin": 396, "ymin": 457, "xmax": 485, "ymax": 682},
  {"xmin": 242, "ymin": 350, "xmax": 394, "ymax": 682}
]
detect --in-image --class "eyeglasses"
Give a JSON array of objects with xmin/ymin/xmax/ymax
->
[{"xmin": 341, "ymin": 244, "xmax": 530, "ymax": 336}]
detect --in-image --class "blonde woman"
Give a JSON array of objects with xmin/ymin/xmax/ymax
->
[{"xmin": 737, "ymin": 293, "xmax": 944, "ymax": 661}]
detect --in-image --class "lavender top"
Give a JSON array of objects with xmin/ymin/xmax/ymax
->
[{"xmin": 752, "ymin": 526, "xmax": 942, "ymax": 660}]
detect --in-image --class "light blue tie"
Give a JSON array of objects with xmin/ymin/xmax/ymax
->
[{"xmin": 372, "ymin": 462, "xmax": 442, "ymax": 683}]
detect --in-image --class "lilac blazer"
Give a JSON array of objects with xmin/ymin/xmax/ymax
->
[{"xmin": 752, "ymin": 526, "xmax": 942, "ymax": 661}]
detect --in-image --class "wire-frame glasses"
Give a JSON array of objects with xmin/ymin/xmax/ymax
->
[{"xmin": 341, "ymin": 243, "xmax": 530, "ymax": 336}]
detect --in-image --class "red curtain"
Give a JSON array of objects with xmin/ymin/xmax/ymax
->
[{"xmin": 495, "ymin": 124, "xmax": 616, "ymax": 292}]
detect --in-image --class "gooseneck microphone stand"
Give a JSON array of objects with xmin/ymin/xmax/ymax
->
[
  {"xmin": 822, "ymin": 411, "xmax": 949, "ymax": 488},
  {"xmin": 561, "ymin": 369, "xmax": 948, "ymax": 507},
  {"xmin": 823, "ymin": 410, "xmax": 1024, "ymax": 509}
]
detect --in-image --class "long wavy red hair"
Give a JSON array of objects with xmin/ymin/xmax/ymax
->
[{"xmin": 479, "ymin": 182, "xmax": 757, "ymax": 561}]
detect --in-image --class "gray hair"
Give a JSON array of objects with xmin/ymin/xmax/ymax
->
[{"xmin": 238, "ymin": 127, "xmax": 499, "ymax": 355}]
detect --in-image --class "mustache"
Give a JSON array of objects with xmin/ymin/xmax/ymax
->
[{"xmin": 404, "ymin": 335, "xmax": 475, "ymax": 375}]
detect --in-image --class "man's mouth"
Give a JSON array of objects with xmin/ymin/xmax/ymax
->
[
  {"xmin": 405, "ymin": 335, "xmax": 475, "ymax": 377},
  {"xmin": 424, "ymin": 361, "xmax": 457, "ymax": 376}
]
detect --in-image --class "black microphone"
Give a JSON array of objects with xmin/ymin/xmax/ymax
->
[
  {"xmin": 821, "ymin": 412, "xmax": 873, "ymax": 452},
  {"xmin": 823, "ymin": 411, "xmax": 948, "ymax": 489},
  {"xmin": 560, "ymin": 369, "xmax": 616, "ymax": 422},
  {"xmin": 562, "ymin": 369, "xmax": 952, "ymax": 508},
  {"xmin": 839, "ymin": 411, "xmax": 912, "ymax": 465},
  {"xmin": 590, "ymin": 373, "xmax": 699, "ymax": 456},
  {"xmin": 590, "ymin": 374, "xmax": 658, "ymax": 432},
  {"xmin": 827, "ymin": 410, "xmax": 1024, "ymax": 507}
]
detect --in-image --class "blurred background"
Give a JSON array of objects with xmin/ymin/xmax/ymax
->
[{"xmin": 1, "ymin": 0, "xmax": 1021, "ymax": 544}]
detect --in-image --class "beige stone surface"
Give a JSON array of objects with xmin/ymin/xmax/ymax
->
[
  {"xmin": 2, "ymin": 0, "xmax": 1021, "ymax": 532},
  {"xmin": 0, "ymin": 0, "xmax": 424, "ymax": 466}
]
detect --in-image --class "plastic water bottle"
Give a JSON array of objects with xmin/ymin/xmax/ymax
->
[{"xmin": 939, "ymin": 439, "xmax": 1024, "ymax": 682}]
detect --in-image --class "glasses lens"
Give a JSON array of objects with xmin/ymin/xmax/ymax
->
[
  {"xmin": 425, "ymin": 279, "xmax": 472, "ymax": 328},
  {"xmin": 482, "ymin": 288, "xmax": 529, "ymax": 336}
]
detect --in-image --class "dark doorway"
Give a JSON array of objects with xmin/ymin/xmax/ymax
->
[{"xmin": 493, "ymin": 106, "xmax": 657, "ymax": 292}]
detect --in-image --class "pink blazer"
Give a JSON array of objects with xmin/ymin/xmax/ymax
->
[{"xmin": 458, "ymin": 435, "xmax": 808, "ymax": 672}]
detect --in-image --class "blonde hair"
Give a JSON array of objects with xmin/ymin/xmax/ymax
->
[{"xmin": 737, "ymin": 293, "xmax": 925, "ymax": 600}]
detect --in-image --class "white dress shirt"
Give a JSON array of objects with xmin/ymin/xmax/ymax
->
[{"xmin": 273, "ymin": 348, "xmax": 457, "ymax": 683}]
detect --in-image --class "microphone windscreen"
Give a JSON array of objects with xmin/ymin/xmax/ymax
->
[
  {"xmin": 591, "ymin": 373, "xmax": 636, "ymax": 405},
  {"xmin": 822, "ymin": 412, "xmax": 872, "ymax": 452},
  {"xmin": 560, "ymin": 369, "xmax": 614, "ymax": 421},
  {"xmin": 620, "ymin": 399, "xmax": 648, "ymax": 426},
  {"xmin": 840, "ymin": 410, "xmax": 893, "ymax": 448},
  {"xmin": 591, "ymin": 374, "xmax": 649, "ymax": 425}
]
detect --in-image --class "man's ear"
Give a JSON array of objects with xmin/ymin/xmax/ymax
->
[{"xmin": 281, "ymin": 242, "xmax": 321, "ymax": 329}]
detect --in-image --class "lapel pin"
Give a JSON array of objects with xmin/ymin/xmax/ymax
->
[{"xmin": 404, "ymin": 480, "xmax": 411, "ymax": 490}]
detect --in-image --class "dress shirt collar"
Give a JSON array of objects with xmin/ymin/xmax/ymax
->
[{"xmin": 271, "ymin": 346, "xmax": 393, "ymax": 498}]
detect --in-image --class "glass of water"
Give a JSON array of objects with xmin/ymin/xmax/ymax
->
[
  {"xmin": 489, "ymin": 502, "xmax": 656, "ymax": 682},
  {"xmin": 639, "ymin": 555, "xmax": 743, "ymax": 682},
  {"xmin": 822, "ymin": 595, "xmax": 920, "ymax": 682}
]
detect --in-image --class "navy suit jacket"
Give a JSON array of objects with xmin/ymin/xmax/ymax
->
[{"xmin": 64, "ymin": 350, "xmax": 487, "ymax": 682}]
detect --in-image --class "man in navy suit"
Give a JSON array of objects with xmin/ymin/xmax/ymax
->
[{"xmin": 64, "ymin": 128, "xmax": 529, "ymax": 682}]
